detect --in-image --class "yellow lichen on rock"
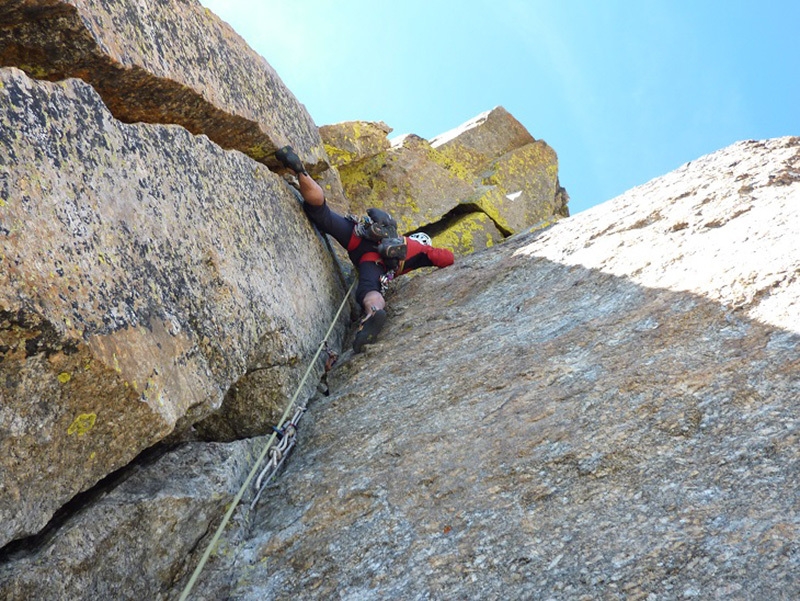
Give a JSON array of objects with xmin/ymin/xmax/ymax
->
[
  {"xmin": 319, "ymin": 121, "xmax": 392, "ymax": 168},
  {"xmin": 432, "ymin": 212, "xmax": 504, "ymax": 257},
  {"xmin": 431, "ymin": 142, "xmax": 490, "ymax": 178},
  {"xmin": 67, "ymin": 413, "xmax": 97, "ymax": 437},
  {"xmin": 470, "ymin": 187, "xmax": 511, "ymax": 234},
  {"xmin": 323, "ymin": 142, "xmax": 356, "ymax": 167},
  {"xmin": 425, "ymin": 146, "xmax": 475, "ymax": 183}
]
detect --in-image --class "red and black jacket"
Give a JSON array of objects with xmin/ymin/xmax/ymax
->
[
  {"xmin": 396, "ymin": 236, "xmax": 454, "ymax": 274},
  {"xmin": 347, "ymin": 232, "xmax": 454, "ymax": 273}
]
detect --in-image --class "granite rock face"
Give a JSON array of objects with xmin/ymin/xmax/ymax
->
[
  {"xmin": 334, "ymin": 132, "xmax": 477, "ymax": 235},
  {"xmin": 197, "ymin": 138, "xmax": 799, "ymax": 600},
  {"xmin": 0, "ymin": 0, "xmax": 329, "ymax": 173},
  {"xmin": 320, "ymin": 120, "xmax": 393, "ymax": 168},
  {"xmin": 0, "ymin": 437, "xmax": 264, "ymax": 601},
  {"xmin": 320, "ymin": 107, "xmax": 568, "ymax": 248},
  {"xmin": 1, "ymin": 1, "xmax": 797, "ymax": 598},
  {"xmin": 430, "ymin": 104, "xmax": 536, "ymax": 173},
  {"xmin": 0, "ymin": 68, "xmax": 344, "ymax": 547}
]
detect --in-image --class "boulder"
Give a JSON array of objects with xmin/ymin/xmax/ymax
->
[
  {"xmin": 430, "ymin": 105, "xmax": 536, "ymax": 174},
  {"xmin": 0, "ymin": 437, "xmax": 264, "ymax": 601},
  {"xmin": 431, "ymin": 106, "xmax": 566, "ymax": 234},
  {"xmin": 0, "ymin": 68, "xmax": 344, "ymax": 547},
  {"xmin": 319, "ymin": 120, "xmax": 393, "ymax": 168},
  {"xmin": 326, "ymin": 108, "xmax": 568, "ymax": 240},
  {"xmin": 0, "ymin": 0, "xmax": 328, "ymax": 173},
  {"xmin": 466, "ymin": 140, "xmax": 562, "ymax": 234},
  {"xmin": 199, "ymin": 137, "xmax": 799, "ymax": 599},
  {"xmin": 335, "ymin": 133, "xmax": 476, "ymax": 234}
]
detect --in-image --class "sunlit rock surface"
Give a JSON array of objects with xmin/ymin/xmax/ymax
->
[
  {"xmin": 0, "ymin": 68, "xmax": 344, "ymax": 547},
  {"xmin": 0, "ymin": 0, "xmax": 328, "ymax": 172},
  {"xmin": 322, "ymin": 107, "xmax": 568, "ymax": 241},
  {"xmin": 200, "ymin": 137, "xmax": 799, "ymax": 600}
]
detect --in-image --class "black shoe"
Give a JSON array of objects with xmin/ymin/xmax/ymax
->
[
  {"xmin": 353, "ymin": 309, "xmax": 387, "ymax": 353},
  {"xmin": 275, "ymin": 145, "xmax": 307, "ymax": 174}
]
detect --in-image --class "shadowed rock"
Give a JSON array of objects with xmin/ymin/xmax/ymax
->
[
  {"xmin": 0, "ymin": 438, "xmax": 264, "ymax": 600},
  {"xmin": 429, "ymin": 211, "xmax": 505, "ymax": 256}
]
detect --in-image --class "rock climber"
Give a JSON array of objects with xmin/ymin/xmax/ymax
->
[{"xmin": 275, "ymin": 145, "xmax": 455, "ymax": 353}]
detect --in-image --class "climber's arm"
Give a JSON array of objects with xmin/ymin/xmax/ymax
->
[
  {"xmin": 424, "ymin": 245, "xmax": 455, "ymax": 268},
  {"xmin": 397, "ymin": 239, "xmax": 454, "ymax": 275}
]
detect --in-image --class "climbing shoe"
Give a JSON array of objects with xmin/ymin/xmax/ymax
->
[
  {"xmin": 275, "ymin": 145, "xmax": 307, "ymax": 174},
  {"xmin": 353, "ymin": 309, "xmax": 387, "ymax": 353}
]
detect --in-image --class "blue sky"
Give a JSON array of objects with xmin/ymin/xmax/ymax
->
[{"xmin": 201, "ymin": 1, "xmax": 799, "ymax": 214}]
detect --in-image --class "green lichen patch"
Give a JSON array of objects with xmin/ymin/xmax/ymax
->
[
  {"xmin": 323, "ymin": 142, "xmax": 357, "ymax": 167},
  {"xmin": 432, "ymin": 143, "xmax": 490, "ymax": 178},
  {"xmin": 319, "ymin": 121, "xmax": 392, "ymax": 168}
]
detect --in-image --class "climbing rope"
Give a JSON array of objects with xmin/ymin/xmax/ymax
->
[{"xmin": 178, "ymin": 277, "xmax": 356, "ymax": 601}]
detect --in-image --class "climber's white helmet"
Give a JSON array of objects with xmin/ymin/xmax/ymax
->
[{"xmin": 409, "ymin": 232, "xmax": 432, "ymax": 246}]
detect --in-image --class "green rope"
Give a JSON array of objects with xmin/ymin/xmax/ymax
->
[{"xmin": 179, "ymin": 278, "xmax": 356, "ymax": 600}]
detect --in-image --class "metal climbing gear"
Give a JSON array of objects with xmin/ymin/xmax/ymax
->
[
  {"xmin": 178, "ymin": 277, "xmax": 357, "ymax": 601},
  {"xmin": 354, "ymin": 208, "xmax": 399, "ymax": 242},
  {"xmin": 250, "ymin": 406, "xmax": 304, "ymax": 509},
  {"xmin": 380, "ymin": 270, "xmax": 395, "ymax": 295}
]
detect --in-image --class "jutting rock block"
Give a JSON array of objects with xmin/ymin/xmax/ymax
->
[
  {"xmin": 320, "ymin": 107, "xmax": 569, "ymax": 243},
  {"xmin": 0, "ymin": 67, "xmax": 343, "ymax": 547},
  {"xmin": 0, "ymin": 0, "xmax": 328, "ymax": 172}
]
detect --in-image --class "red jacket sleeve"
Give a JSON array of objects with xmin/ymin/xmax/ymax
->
[
  {"xmin": 397, "ymin": 237, "xmax": 454, "ymax": 275},
  {"xmin": 424, "ymin": 245, "xmax": 454, "ymax": 267}
]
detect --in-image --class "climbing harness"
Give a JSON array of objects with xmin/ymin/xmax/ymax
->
[{"xmin": 178, "ymin": 277, "xmax": 356, "ymax": 601}]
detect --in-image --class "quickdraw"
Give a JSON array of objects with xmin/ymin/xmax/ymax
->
[
  {"xmin": 380, "ymin": 270, "xmax": 395, "ymax": 295},
  {"xmin": 249, "ymin": 406, "xmax": 305, "ymax": 510},
  {"xmin": 178, "ymin": 277, "xmax": 357, "ymax": 601}
]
